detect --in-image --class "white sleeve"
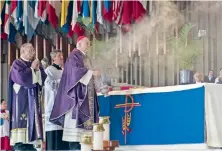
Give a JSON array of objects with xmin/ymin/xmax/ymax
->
[
  {"xmin": 79, "ymin": 70, "xmax": 93, "ymax": 85},
  {"xmin": 45, "ymin": 77, "xmax": 60, "ymax": 91},
  {"xmin": 215, "ymin": 78, "xmax": 219, "ymax": 83},
  {"xmin": 44, "ymin": 67, "xmax": 61, "ymax": 91},
  {"xmin": 36, "ymin": 70, "xmax": 42, "ymax": 86},
  {"xmin": 31, "ymin": 67, "xmax": 42, "ymax": 86},
  {"xmin": 31, "ymin": 67, "xmax": 38, "ymax": 84},
  {"xmin": 0, "ymin": 113, "xmax": 4, "ymax": 118}
]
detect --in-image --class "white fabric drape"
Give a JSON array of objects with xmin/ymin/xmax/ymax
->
[{"xmin": 205, "ymin": 83, "xmax": 222, "ymax": 147}]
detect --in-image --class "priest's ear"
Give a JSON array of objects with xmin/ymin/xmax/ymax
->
[{"xmin": 76, "ymin": 42, "xmax": 81, "ymax": 48}]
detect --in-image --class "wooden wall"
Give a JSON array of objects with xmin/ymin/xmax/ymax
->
[{"xmin": 4, "ymin": 1, "xmax": 222, "ymax": 87}]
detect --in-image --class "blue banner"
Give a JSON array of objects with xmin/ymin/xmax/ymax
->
[{"xmin": 98, "ymin": 86, "xmax": 205, "ymax": 145}]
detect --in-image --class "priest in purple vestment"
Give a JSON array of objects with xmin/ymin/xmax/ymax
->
[
  {"xmin": 8, "ymin": 43, "xmax": 46, "ymax": 150},
  {"xmin": 50, "ymin": 36, "xmax": 100, "ymax": 150}
]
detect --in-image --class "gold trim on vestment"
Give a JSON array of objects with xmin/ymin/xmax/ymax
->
[
  {"xmin": 11, "ymin": 128, "xmax": 27, "ymax": 132},
  {"xmin": 34, "ymin": 99, "xmax": 42, "ymax": 138}
]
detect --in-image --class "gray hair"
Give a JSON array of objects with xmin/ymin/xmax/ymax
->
[
  {"xmin": 41, "ymin": 57, "xmax": 49, "ymax": 69},
  {"xmin": 41, "ymin": 57, "xmax": 49, "ymax": 64},
  {"xmin": 50, "ymin": 50, "xmax": 62, "ymax": 60},
  {"xmin": 20, "ymin": 43, "xmax": 34, "ymax": 54}
]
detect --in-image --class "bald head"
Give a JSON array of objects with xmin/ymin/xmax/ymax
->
[
  {"xmin": 194, "ymin": 72, "xmax": 202, "ymax": 82},
  {"xmin": 76, "ymin": 37, "xmax": 90, "ymax": 52},
  {"xmin": 20, "ymin": 43, "xmax": 36, "ymax": 60}
]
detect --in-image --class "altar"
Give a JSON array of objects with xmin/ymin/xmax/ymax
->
[{"xmin": 98, "ymin": 84, "xmax": 222, "ymax": 150}]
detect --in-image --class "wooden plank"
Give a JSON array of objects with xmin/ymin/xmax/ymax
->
[
  {"xmin": 138, "ymin": 38, "xmax": 142, "ymax": 85},
  {"xmin": 216, "ymin": 3, "xmax": 222, "ymax": 75},
  {"xmin": 152, "ymin": 1, "xmax": 159, "ymax": 86},
  {"xmin": 209, "ymin": 4, "xmax": 215, "ymax": 71},
  {"xmin": 148, "ymin": 29, "xmax": 156, "ymax": 87},
  {"xmin": 151, "ymin": 29, "xmax": 159, "ymax": 86},
  {"xmin": 0, "ymin": 40, "xmax": 3, "ymax": 98},
  {"xmin": 158, "ymin": 55, "xmax": 165, "ymax": 86},
  {"xmin": 175, "ymin": 19, "xmax": 179, "ymax": 85},
  {"xmin": 126, "ymin": 57, "xmax": 129, "ymax": 84},
  {"xmin": 60, "ymin": 37, "xmax": 63, "ymax": 51},
  {"xmin": 69, "ymin": 44, "xmax": 75, "ymax": 54},
  {"xmin": 147, "ymin": 36, "xmax": 152, "ymax": 87},
  {"xmin": 33, "ymin": 36, "xmax": 38, "ymax": 58},
  {"xmin": 43, "ymin": 39, "xmax": 47, "ymax": 57},
  {"xmin": 1, "ymin": 40, "xmax": 9, "ymax": 100},
  {"xmin": 68, "ymin": 44, "xmax": 71, "ymax": 55},
  {"xmin": 203, "ymin": 2, "xmax": 209, "ymax": 75},
  {"xmin": 8, "ymin": 43, "xmax": 16, "ymax": 65},
  {"xmin": 152, "ymin": 55, "xmax": 159, "ymax": 86},
  {"xmin": 195, "ymin": 2, "xmax": 204, "ymax": 75},
  {"xmin": 143, "ymin": 49, "xmax": 151, "ymax": 87},
  {"xmin": 60, "ymin": 37, "xmax": 68, "ymax": 61},
  {"xmin": 130, "ymin": 56, "xmax": 133, "ymax": 85},
  {"xmin": 139, "ymin": 56, "xmax": 142, "ymax": 85},
  {"xmin": 161, "ymin": 16, "xmax": 166, "ymax": 86},
  {"xmin": 45, "ymin": 39, "xmax": 52, "ymax": 64},
  {"xmin": 0, "ymin": 41, "xmax": 2, "ymax": 62},
  {"xmin": 132, "ymin": 27, "xmax": 137, "ymax": 85},
  {"xmin": 212, "ymin": 11, "xmax": 217, "ymax": 72},
  {"xmin": 92, "ymin": 33, "xmax": 96, "ymax": 59},
  {"xmin": 126, "ymin": 33, "xmax": 130, "ymax": 84},
  {"xmin": 37, "ymin": 36, "xmax": 43, "ymax": 60},
  {"xmin": 56, "ymin": 34, "xmax": 60, "ymax": 49},
  {"xmin": 133, "ymin": 55, "xmax": 138, "ymax": 85},
  {"xmin": 166, "ymin": 55, "xmax": 174, "ymax": 86},
  {"xmin": 185, "ymin": 1, "xmax": 190, "ymax": 22},
  {"xmin": 16, "ymin": 49, "xmax": 19, "ymax": 59}
]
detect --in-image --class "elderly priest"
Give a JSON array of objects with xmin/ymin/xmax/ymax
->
[
  {"xmin": 50, "ymin": 36, "xmax": 100, "ymax": 150},
  {"xmin": 8, "ymin": 43, "xmax": 46, "ymax": 150}
]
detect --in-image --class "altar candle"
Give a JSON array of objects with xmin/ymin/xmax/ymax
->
[
  {"xmin": 81, "ymin": 144, "xmax": 91, "ymax": 151},
  {"xmin": 99, "ymin": 116, "xmax": 110, "ymax": 141},
  {"xmin": 93, "ymin": 123, "xmax": 105, "ymax": 150},
  {"xmin": 129, "ymin": 32, "xmax": 132, "ymax": 57},
  {"xmin": 103, "ymin": 124, "xmax": 110, "ymax": 140},
  {"xmin": 80, "ymin": 135, "xmax": 92, "ymax": 151}
]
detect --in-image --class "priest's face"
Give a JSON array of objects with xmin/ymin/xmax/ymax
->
[
  {"xmin": 54, "ymin": 52, "xmax": 64, "ymax": 66},
  {"xmin": 1, "ymin": 100, "xmax": 7, "ymax": 110},
  {"xmin": 81, "ymin": 38, "xmax": 90, "ymax": 52},
  {"xmin": 24, "ymin": 47, "xmax": 36, "ymax": 60}
]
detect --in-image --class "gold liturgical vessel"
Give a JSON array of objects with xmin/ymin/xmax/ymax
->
[
  {"xmin": 93, "ymin": 123, "xmax": 105, "ymax": 132},
  {"xmin": 80, "ymin": 118, "xmax": 119, "ymax": 151},
  {"xmin": 99, "ymin": 116, "xmax": 110, "ymax": 125},
  {"xmin": 92, "ymin": 117, "xmax": 119, "ymax": 151},
  {"xmin": 81, "ymin": 135, "xmax": 93, "ymax": 145}
]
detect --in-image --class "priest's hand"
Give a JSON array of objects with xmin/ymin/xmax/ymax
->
[
  {"xmin": 31, "ymin": 59, "xmax": 40, "ymax": 70},
  {"xmin": 3, "ymin": 114, "xmax": 9, "ymax": 120},
  {"xmin": 93, "ymin": 70, "xmax": 101, "ymax": 77},
  {"xmin": 36, "ymin": 62, "xmax": 40, "ymax": 70}
]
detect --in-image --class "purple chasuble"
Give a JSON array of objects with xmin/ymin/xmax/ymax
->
[
  {"xmin": 50, "ymin": 49, "xmax": 99, "ymax": 129},
  {"xmin": 8, "ymin": 59, "xmax": 46, "ymax": 142}
]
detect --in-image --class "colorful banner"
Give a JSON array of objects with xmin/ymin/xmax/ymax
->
[{"xmin": 1, "ymin": 0, "xmax": 147, "ymax": 43}]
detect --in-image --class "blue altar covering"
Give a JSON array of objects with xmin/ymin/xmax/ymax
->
[{"xmin": 98, "ymin": 85, "xmax": 205, "ymax": 146}]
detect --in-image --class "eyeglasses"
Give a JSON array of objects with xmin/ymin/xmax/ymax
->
[{"xmin": 30, "ymin": 49, "xmax": 35, "ymax": 53}]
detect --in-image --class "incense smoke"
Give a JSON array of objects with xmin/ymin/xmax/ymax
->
[
  {"xmin": 91, "ymin": 1, "xmax": 222, "ymax": 86},
  {"xmin": 91, "ymin": 1, "xmax": 183, "ymax": 79}
]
